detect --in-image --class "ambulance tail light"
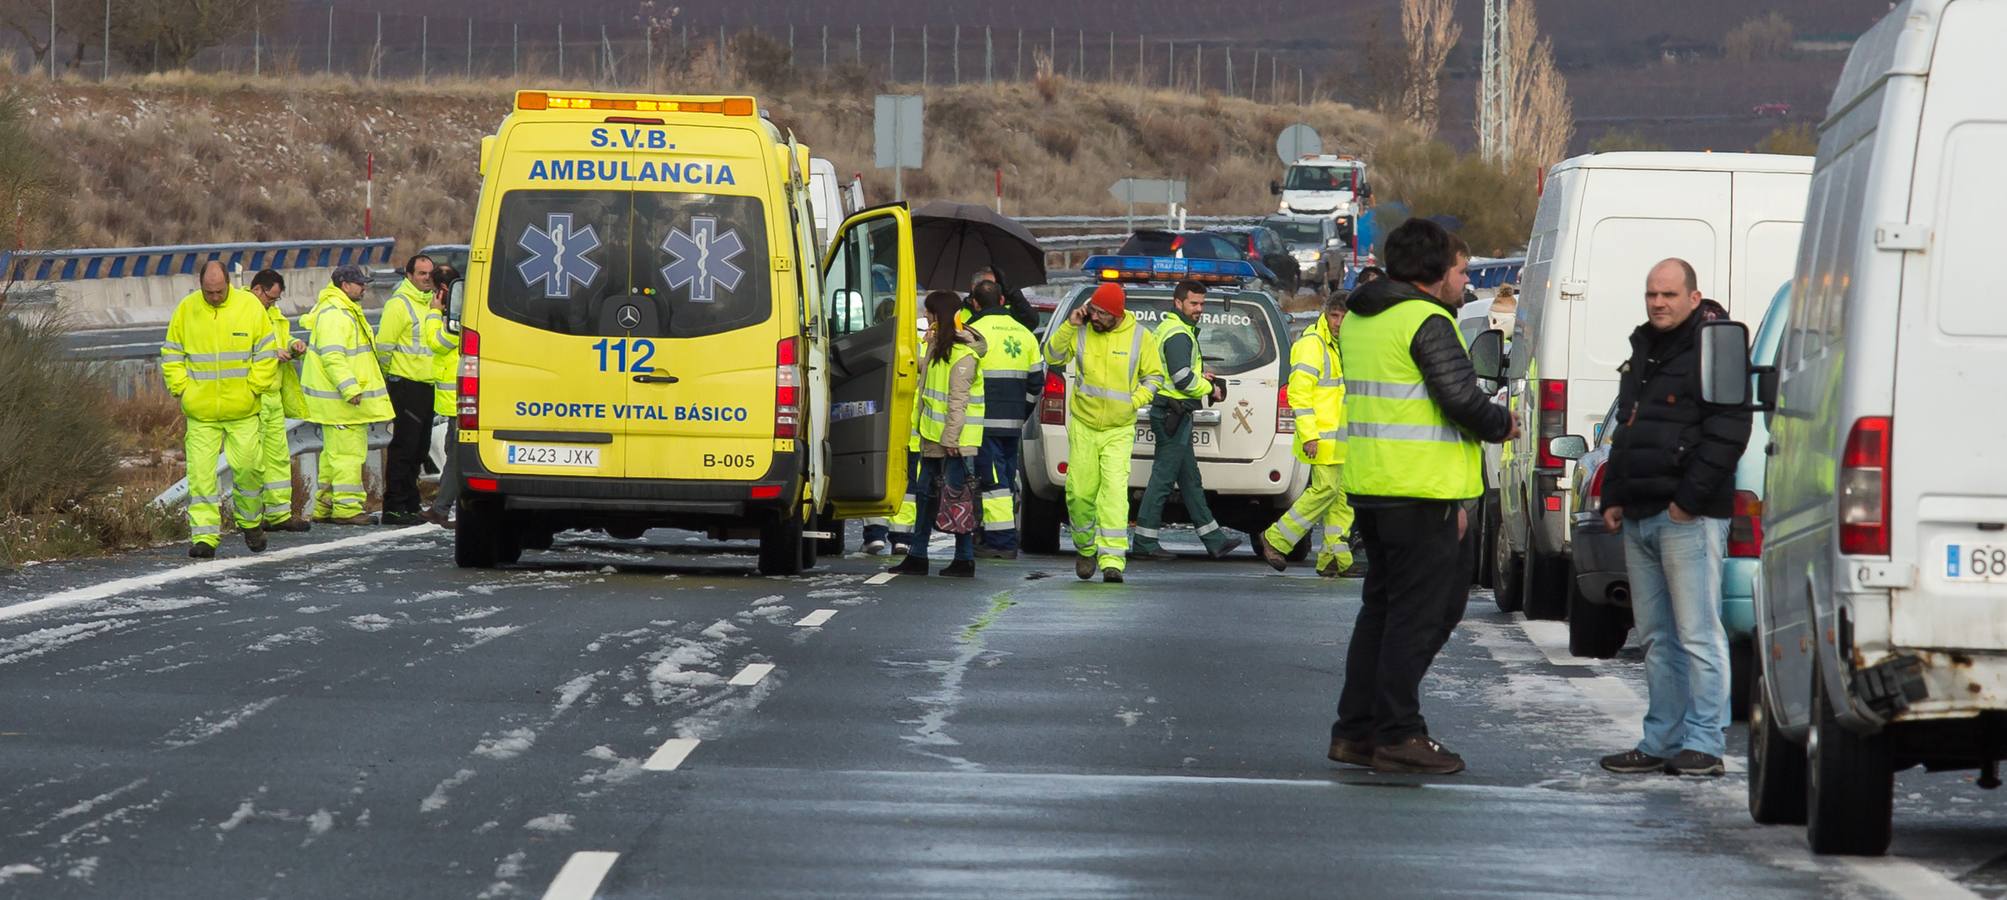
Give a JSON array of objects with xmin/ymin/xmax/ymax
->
[
  {"xmin": 1535, "ymin": 379, "xmax": 1568, "ymax": 469},
  {"xmin": 1729, "ymin": 490, "xmax": 1765, "ymax": 558},
  {"xmin": 1039, "ymin": 371, "xmax": 1068, "ymax": 426},
  {"xmin": 1839, "ymin": 416, "xmax": 1892, "ymax": 556},
  {"xmin": 1276, "ymin": 386, "xmax": 1294, "ymax": 434},
  {"xmin": 775, "ymin": 337, "xmax": 801, "ymax": 439},
  {"xmin": 457, "ymin": 328, "xmax": 480, "ymax": 431}
]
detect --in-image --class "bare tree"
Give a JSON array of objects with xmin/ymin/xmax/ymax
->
[
  {"xmin": 1505, "ymin": 0, "xmax": 1573, "ymax": 170},
  {"xmin": 1724, "ymin": 12, "xmax": 1794, "ymax": 63},
  {"xmin": 0, "ymin": 0, "xmax": 107, "ymax": 71},
  {"xmin": 1399, "ymin": 0, "xmax": 1461, "ymax": 138},
  {"xmin": 113, "ymin": 0, "xmax": 280, "ymax": 71}
]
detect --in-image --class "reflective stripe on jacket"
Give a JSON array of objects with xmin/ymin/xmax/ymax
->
[
  {"xmin": 376, "ymin": 279, "xmax": 453, "ymax": 381},
  {"xmin": 1287, "ymin": 314, "xmax": 1346, "ymax": 465},
  {"xmin": 302, "ymin": 284, "xmax": 394, "ymax": 425},
  {"xmin": 909, "ymin": 341, "xmax": 987, "ymax": 450},
  {"xmin": 1339, "ymin": 299, "xmax": 1482, "ymax": 500},
  {"xmin": 1042, "ymin": 313, "xmax": 1164, "ymax": 431},
  {"xmin": 161, "ymin": 288, "xmax": 279, "ymax": 422},
  {"xmin": 966, "ymin": 307, "xmax": 1038, "ymax": 434},
  {"xmin": 1153, "ymin": 311, "xmax": 1210, "ymax": 402}
]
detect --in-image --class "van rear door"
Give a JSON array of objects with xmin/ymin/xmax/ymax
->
[
  {"xmin": 1569, "ymin": 167, "xmax": 1729, "ymax": 440},
  {"xmin": 477, "ymin": 123, "xmax": 636, "ymax": 479},
  {"xmin": 1888, "ymin": 0, "xmax": 2007, "ymax": 652},
  {"xmin": 822, "ymin": 206, "xmax": 919, "ymax": 518},
  {"xmin": 620, "ymin": 125, "xmax": 781, "ymax": 481}
]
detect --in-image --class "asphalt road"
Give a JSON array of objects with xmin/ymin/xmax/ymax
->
[{"xmin": 1, "ymin": 525, "xmax": 2003, "ymax": 898}]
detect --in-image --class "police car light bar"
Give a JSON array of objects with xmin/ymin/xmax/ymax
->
[{"xmin": 1082, "ymin": 255, "xmax": 1259, "ymax": 285}]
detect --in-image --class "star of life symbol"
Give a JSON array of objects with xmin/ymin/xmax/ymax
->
[
  {"xmin": 516, "ymin": 213, "xmax": 601, "ymax": 299},
  {"xmin": 1003, "ymin": 335, "xmax": 1024, "ymax": 359},
  {"xmin": 660, "ymin": 217, "xmax": 746, "ymax": 303}
]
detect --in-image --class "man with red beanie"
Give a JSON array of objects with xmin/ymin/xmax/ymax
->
[{"xmin": 1042, "ymin": 281, "xmax": 1165, "ymax": 583}]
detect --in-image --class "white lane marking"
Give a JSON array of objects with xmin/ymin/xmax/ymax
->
[
  {"xmin": 0, "ymin": 525, "xmax": 440, "ymax": 623},
  {"xmin": 865, "ymin": 572, "xmax": 897, "ymax": 585},
  {"xmin": 728, "ymin": 663, "xmax": 775, "ymax": 686},
  {"xmin": 1842, "ymin": 856, "xmax": 1983, "ymax": 900},
  {"xmin": 794, "ymin": 609, "xmax": 838, "ymax": 627},
  {"xmin": 539, "ymin": 851, "xmax": 620, "ymax": 900},
  {"xmin": 643, "ymin": 738, "xmax": 701, "ymax": 771},
  {"xmin": 1519, "ymin": 619, "xmax": 1600, "ymax": 667}
]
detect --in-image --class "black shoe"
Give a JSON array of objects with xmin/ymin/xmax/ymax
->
[
  {"xmin": 242, "ymin": 527, "xmax": 267, "ymax": 553},
  {"xmin": 188, "ymin": 543, "xmax": 216, "ymax": 559},
  {"xmin": 1207, "ymin": 535, "xmax": 1243, "ymax": 559},
  {"xmin": 271, "ymin": 517, "xmax": 312, "ymax": 533},
  {"xmin": 1075, "ymin": 555, "xmax": 1096, "ymax": 580},
  {"xmin": 1328, "ymin": 737, "xmax": 1375, "ymax": 767},
  {"xmin": 1101, "ymin": 567, "xmax": 1124, "ymax": 584},
  {"xmin": 1665, "ymin": 750, "xmax": 1725, "ymax": 777},
  {"xmin": 886, "ymin": 556, "xmax": 929, "ymax": 577},
  {"xmin": 1135, "ymin": 546, "xmax": 1177, "ymax": 561},
  {"xmin": 381, "ymin": 511, "xmax": 422, "ymax": 527},
  {"xmin": 975, "ymin": 546, "xmax": 1019, "ymax": 560},
  {"xmin": 940, "ymin": 560, "xmax": 975, "ymax": 578},
  {"xmin": 1599, "ymin": 749, "xmax": 1670, "ymax": 775}
]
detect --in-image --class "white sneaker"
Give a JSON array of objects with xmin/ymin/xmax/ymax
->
[
  {"xmin": 891, "ymin": 543, "xmax": 910, "ymax": 556},
  {"xmin": 863, "ymin": 539, "xmax": 888, "ymax": 555}
]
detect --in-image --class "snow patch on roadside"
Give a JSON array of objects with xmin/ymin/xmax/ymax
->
[
  {"xmin": 346, "ymin": 614, "xmax": 397, "ymax": 632},
  {"xmin": 472, "ymin": 728, "xmax": 537, "ymax": 760},
  {"xmin": 247, "ymin": 626, "xmax": 322, "ymax": 652},
  {"xmin": 522, "ymin": 813, "xmax": 574, "ymax": 833},
  {"xmin": 420, "ymin": 769, "xmax": 476, "ymax": 814},
  {"xmin": 399, "ymin": 589, "xmax": 463, "ymax": 605},
  {"xmin": 0, "ymin": 865, "xmax": 43, "ymax": 884},
  {"xmin": 552, "ymin": 673, "xmax": 598, "ymax": 718},
  {"xmin": 163, "ymin": 697, "xmax": 281, "ymax": 749},
  {"xmin": 0, "ymin": 620, "xmax": 130, "ymax": 667},
  {"xmin": 454, "ymin": 625, "xmax": 525, "ymax": 651}
]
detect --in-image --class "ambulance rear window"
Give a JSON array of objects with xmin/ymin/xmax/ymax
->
[{"xmin": 487, "ymin": 189, "xmax": 771, "ymax": 339}]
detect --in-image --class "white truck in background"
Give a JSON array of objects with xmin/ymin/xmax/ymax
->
[{"xmin": 1270, "ymin": 154, "xmax": 1371, "ymax": 235}]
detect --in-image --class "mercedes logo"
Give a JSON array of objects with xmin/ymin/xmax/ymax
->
[{"xmin": 616, "ymin": 304, "xmax": 641, "ymax": 329}]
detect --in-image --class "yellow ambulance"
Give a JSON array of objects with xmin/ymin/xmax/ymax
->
[{"xmin": 452, "ymin": 90, "xmax": 922, "ymax": 573}]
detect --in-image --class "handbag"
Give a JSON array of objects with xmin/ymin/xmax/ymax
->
[{"xmin": 935, "ymin": 469, "xmax": 979, "ymax": 534}]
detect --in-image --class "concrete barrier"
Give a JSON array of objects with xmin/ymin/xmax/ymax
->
[{"xmin": 3, "ymin": 239, "xmax": 395, "ymax": 328}]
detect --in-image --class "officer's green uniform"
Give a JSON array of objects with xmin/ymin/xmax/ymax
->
[
  {"xmin": 161, "ymin": 287, "xmax": 279, "ymax": 547},
  {"xmin": 1264, "ymin": 313, "xmax": 1356, "ymax": 572},
  {"xmin": 302, "ymin": 282, "xmax": 394, "ymax": 520},
  {"xmin": 1044, "ymin": 304, "xmax": 1164, "ymax": 573},
  {"xmin": 1133, "ymin": 309, "xmax": 1234, "ymax": 557},
  {"xmin": 255, "ymin": 303, "xmax": 306, "ymax": 526}
]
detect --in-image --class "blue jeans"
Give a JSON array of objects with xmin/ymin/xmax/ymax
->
[
  {"xmin": 1623, "ymin": 510, "xmax": 1732, "ymax": 758},
  {"xmin": 910, "ymin": 455, "xmax": 976, "ymax": 563},
  {"xmin": 975, "ymin": 435, "xmax": 1020, "ymax": 551}
]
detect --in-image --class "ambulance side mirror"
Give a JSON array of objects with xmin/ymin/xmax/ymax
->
[
  {"xmin": 1699, "ymin": 320, "xmax": 1755, "ymax": 409},
  {"xmin": 1468, "ymin": 329, "xmax": 1506, "ymax": 380}
]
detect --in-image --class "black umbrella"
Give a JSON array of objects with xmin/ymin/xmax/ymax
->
[{"xmin": 908, "ymin": 200, "xmax": 1048, "ymax": 292}]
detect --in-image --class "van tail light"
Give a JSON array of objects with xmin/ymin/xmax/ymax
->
[
  {"xmin": 1276, "ymin": 385, "xmax": 1294, "ymax": 434},
  {"xmin": 1839, "ymin": 416, "xmax": 1892, "ymax": 556},
  {"xmin": 775, "ymin": 337, "xmax": 800, "ymax": 439},
  {"xmin": 1039, "ymin": 371, "xmax": 1068, "ymax": 426},
  {"xmin": 1584, "ymin": 463, "xmax": 1607, "ymax": 511},
  {"xmin": 1535, "ymin": 379, "xmax": 1568, "ymax": 468},
  {"xmin": 456, "ymin": 328, "xmax": 480, "ymax": 431},
  {"xmin": 1729, "ymin": 490, "xmax": 1765, "ymax": 558}
]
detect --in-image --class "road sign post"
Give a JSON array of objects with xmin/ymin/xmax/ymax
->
[
  {"xmin": 874, "ymin": 94, "xmax": 925, "ymax": 202},
  {"xmin": 1109, "ymin": 178, "xmax": 1187, "ymax": 230}
]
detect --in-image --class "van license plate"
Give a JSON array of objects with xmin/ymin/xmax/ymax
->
[
  {"xmin": 507, "ymin": 444, "xmax": 601, "ymax": 468},
  {"xmin": 1135, "ymin": 426, "xmax": 1213, "ymax": 446},
  {"xmin": 1945, "ymin": 544, "xmax": 2007, "ymax": 582}
]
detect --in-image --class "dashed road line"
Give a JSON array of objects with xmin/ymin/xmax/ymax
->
[
  {"xmin": 728, "ymin": 663, "xmax": 775, "ymax": 687},
  {"xmin": 0, "ymin": 525, "xmax": 440, "ymax": 623},
  {"xmin": 864, "ymin": 572, "xmax": 897, "ymax": 585},
  {"xmin": 540, "ymin": 850, "xmax": 620, "ymax": 900},
  {"xmin": 643, "ymin": 738, "xmax": 701, "ymax": 772},
  {"xmin": 794, "ymin": 609, "xmax": 838, "ymax": 627}
]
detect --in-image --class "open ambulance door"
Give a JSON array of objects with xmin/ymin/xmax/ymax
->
[{"xmin": 821, "ymin": 204, "xmax": 918, "ymax": 518}]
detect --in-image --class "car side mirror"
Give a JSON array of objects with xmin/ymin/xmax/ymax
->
[
  {"xmin": 1699, "ymin": 320, "xmax": 1752, "ymax": 407},
  {"xmin": 1269, "ymin": 180, "xmax": 1282, "ymax": 196},
  {"xmin": 1548, "ymin": 435, "xmax": 1589, "ymax": 461},
  {"xmin": 1468, "ymin": 328, "xmax": 1506, "ymax": 381}
]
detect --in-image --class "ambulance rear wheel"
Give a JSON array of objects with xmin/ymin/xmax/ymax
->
[
  {"xmin": 456, "ymin": 499, "xmax": 520, "ymax": 569},
  {"xmin": 759, "ymin": 511, "xmax": 806, "ymax": 576}
]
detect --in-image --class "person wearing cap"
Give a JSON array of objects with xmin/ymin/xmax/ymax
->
[
  {"xmin": 161, "ymin": 260, "xmax": 280, "ymax": 558},
  {"xmin": 375, "ymin": 254, "xmax": 451, "ymax": 526},
  {"xmin": 1042, "ymin": 281, "xmax": 1165, "ymax": 583},
  {"xmin": 302, "ymin": 265, "xmax": 394, "ymax": 525},
  {"xmin": 1133, "ymin": 280, "xmax": 1242, "ymax": 561},
  {"xmin": 246, "ymin": 268, "xmax": 312, "ymax": 534}
]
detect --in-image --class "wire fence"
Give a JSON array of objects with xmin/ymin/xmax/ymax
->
[{"xmin": 9, "ymin": 5, "xmax": 1348, "ymax": 104}]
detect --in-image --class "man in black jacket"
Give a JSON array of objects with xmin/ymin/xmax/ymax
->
[
  {"xmin": 1330, "ymin": 219, "xmax": 1516, "ymax": 775},
  {"xmin": 1597, "ymin": 259, "xmax": 1752, "ymax": 778}
]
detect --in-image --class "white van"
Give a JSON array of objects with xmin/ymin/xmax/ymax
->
[
  {"xmin": 806, "ymin": 157, "xmax": 845, "ymax": 250},
  {"xmin": 1723, "ymin": 0, "xmax": 2007, "ymax": 857},
  {"xmin": 1490, "ymin": 151, "xmax": 1810, "ymax": 619}
]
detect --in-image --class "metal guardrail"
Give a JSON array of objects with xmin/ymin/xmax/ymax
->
[
  {"xmin": 1466, "ymin": 257, "xmax": 1526, "ymax": 289},
  {"xmin": 1017, "ymin": 214, "xmax": 1265, "ymax": 227},
  {"xmin": 152, "ymin": 419, "xmax": 394, "ymax": 509},
  {"xmin": 4, "ymin": 239, "xmax": 396, "ymax": 283}
]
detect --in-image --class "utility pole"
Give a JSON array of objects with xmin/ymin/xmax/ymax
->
[{"xmin": 1480, "ymin": 0, "xmax": 1513, "ymax": 163}]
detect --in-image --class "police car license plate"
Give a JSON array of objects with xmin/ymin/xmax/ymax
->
[
  {"xmin": 1945, "ymin": 543, "xmax": 2007, "ymax": 582},
  {"xmin": 506, "ymin": 444, "xmax": 600, "ymax": 468},
  {"xmin": 1135, "ymin": 426, "xmax": 1213, "ymax": 446}
]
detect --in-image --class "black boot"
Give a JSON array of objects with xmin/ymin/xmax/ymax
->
[
  {"xmin": 886, "ymin": 556, "xmax": 929, "ymax": 576},
  {"xmin": 940, "ymin": 559, "xmax": 975, "ymax": 578}
]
